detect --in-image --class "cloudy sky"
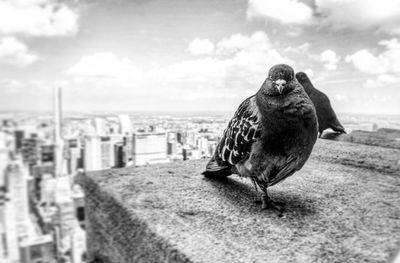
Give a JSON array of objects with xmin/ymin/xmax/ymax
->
[{"xmin": 0, "ymin": 0, "xmax": 400, "ymax": 114}]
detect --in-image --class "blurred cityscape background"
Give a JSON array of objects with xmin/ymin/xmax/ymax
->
[{"xmin": 1, "ymin": 87, "xmax": 400, "ymax": 263}]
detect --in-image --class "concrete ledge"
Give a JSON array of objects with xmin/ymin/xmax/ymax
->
[
  {"xmin": 79, "ymin": 139, "xmax": 400, "ymax": 263},
  {"xmin": 321, "ymin": 129, "xmax": 400, "ymax": 149},
  {"xmin": 312, "ymin": 139, "xmax": 400, "ymax": 175}
]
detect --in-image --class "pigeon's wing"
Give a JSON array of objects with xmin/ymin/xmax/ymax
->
[
  {"xmin": 203, "ymin": 96, "xmax": 262, "ymax": 177},
  {"xmin": 267, "ymin": 155, "xmax": 302, "ymax": 187}
]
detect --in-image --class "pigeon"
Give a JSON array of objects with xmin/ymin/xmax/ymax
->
[
  {"xmin": 295, "ymin": 72, "xmax": 345, "ymax": 137},
  {"xmin": 203, "ymin": 64, "xmax": 318, "ymax": 212}
]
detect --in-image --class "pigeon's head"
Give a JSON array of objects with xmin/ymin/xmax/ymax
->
[
  {"xmin": 295, "ymin": 72, "xmax": 310, "ymax": 84},
  {"xmin": 264, "ymin": 64, "xmax": 295, "ymax": 96}
]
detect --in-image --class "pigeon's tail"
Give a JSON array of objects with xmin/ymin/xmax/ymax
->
[
  {"xmin": 330, "ymin": 119, "xmax": 346, "ymax": 134},
  {"xmin": 202, "ymin": 156, "xmax": 233, "ymax": 178}
]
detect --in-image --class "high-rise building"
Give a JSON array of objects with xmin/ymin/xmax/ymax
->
[
  {"xmin": 55, "ymin": 176, "xmax": 75, "ymax": 260},
  {"xmin": 14, "ymin": 130, "xmax": 24, "ymax": 153},
  {"xmin": 6, "ymin": 160, "xmax": 31, "ymax": 239},
  {"xmin": 83, "ymin": 135, "xmax": 101, "ymax": 171},
  {"xmin": 118, "ymin": 115, "xmax": 133, "ymax": 135},
  {"xmin": 84, "ymin": 135, "xmax": 118, "ymax": 171},
  {"xmin": 3, "ymin": 159, "xmax": 32, "ymax": 263},
  {"xmin": 176, "ymin": 132, "xmax": 183, "ymax": 144},
  {"xmin": 114, "ymin": 142, "xmax": 124, "ymax": 168},
  {"xmin": 123, "ymin": 135, "xmax": 133, "ymax": 165},
  {"xmin": 41, "ymin": 145, "xmax": 54, "ymax": 164},
  {"xmin": 3, "ymin": 196, "xmax": 20, "ymax": 263},
  {"xmin": 21, "ymin": 135, "xmax": 42, "ymax": 167},
  {"xmin": 0, "ymin": 186, "xmax": 7, "ymax": 263},
  {"xmin": 67, "ymin": 147, "xmax": 81, "ymax": 175},
  {"xmin": 19, "ymin": 235, "xmax": 55, "ymax": 263},
  {"xmin": 184, "ymin": 130, "xmax": 197, "ymax": 146},
  {"xmin": 132, "ymin": 132, "xmax": 169, "ymax": 166},
  {"xmin": 198, "ymin": 137, "xmax": 209, "ymax": 157},
  {"xmin": 100, "ymin": 137, "xmax": 114, "ymax": 169},
  {"xmin": 71, "ymin": 220, "xmax": 86, "ymax": 263},
  {"xmin": 167, "ymin": 141, "xmax": 177, "ymax": 155}
]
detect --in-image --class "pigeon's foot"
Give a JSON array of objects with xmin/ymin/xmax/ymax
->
[{"xmin": 260, "ymin": 193, "xmax": 285, "ymax": 214}]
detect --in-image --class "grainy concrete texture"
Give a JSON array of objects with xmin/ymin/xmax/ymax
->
[
  {"xmin": 79, "ymin": 139, "xmax": 400, "ymax": 263},
  {"xmin": 321, "ymin": 128, "xmax": 400, "ymax": 149}
]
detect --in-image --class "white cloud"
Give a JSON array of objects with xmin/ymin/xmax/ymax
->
[
  {"xmin": 284, "ymin": 42, "xmax": 310, "ymax": 54},
  {"xmin": 346, "ymin": 38, "xmax": 400, "ymax": 88},
  {"xmin": 346, "ymin": 38, "xmax": 400, "ymax": 75},
  {"xmin": 0, "ymin": 37, "xmax": 38, "ymax": 67},
  {"xmin": 188, "ymin": 38, "xmax": 214, "ymax": 55},
  {"xmin": 0, "ymin": 78, "xmax": 24, "ymax": 94},
  {"xmin": 304, "ymin": 68, "xmax": 314, "ymax": 77},
  {"xmin": 156, "ymin": 31, "xmax": 292, "ymax": 87},
  {"xmin": 320, "ymin": 49, "xmax": 340, "ymax": 70},
  {"xmin": 66, "ymin": 52, "xmax": 142, "ymax": 80},
  {"xmin": 65, "ymin": 32, "xmax": 294, "ymax": 110},
  {"xmin": 363, "ymin": 74, "xmax": 400, "ymax": 89},
  {"xmin": 216, "ymin": 32, "xmax": 268, "ymax": 55},
  {"xmin": 247, "ymin": 0, "xmax": 313, "ymax": 24},
  {"xmin": 345, "ymin": 49, "xmax": 384, "ymax": 74},
  {"xmin": 315, "ymin": 0, "xmax": 400, "ymax": 35},
  {"xmin": 333, "ymin": 94, "xmax": 349, "ymax": 102},
  {"xmin": 246, "ymin": 0, "xmax": 400, "ymax": 35},
  {"xmin": 0, "ymin": 0, "xmax": 79, "ymax": 36}
]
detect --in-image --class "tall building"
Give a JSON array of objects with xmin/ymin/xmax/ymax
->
[
  {"xmin": 114, "ymin": 142, "xmax": 124, "ymax": 168},
  {"xmin": 19, "ymin": 235, "xmax": 55, "ymax": 263},
  {"xmin": 118, "ymin": 115, "xmax": 133, "ymax": 135},
  {"xmin": 93, "ymin": 118, "xmax": 107, "ymax": 135},
  {"xmin": 6, "ymin": 160, "xmax": 31, "ymax": 239},
  {"xmin": 55, "ymin": 176, "xmax": 75, "ymax": 261},
  {"xmin": 123, "ymin": 135, "xmax": 133, "ymax": 165},
  {"xmin": 184, "ymin": 130, "xmax": 197, "ymax": 146},
  {"xmin": 167, "ymin": 141, "xmax": 177, "ymax": 155},
  {"xmin": 83, "ymin": 135, "xmax": 101, "ymax": 171},
  {"xmin": 21, "ymin": 135, "xmax": 42, "ymax": 167},
  {"xmin": 14, "ymin": 130, "xmax": 24, "ymax": 153},
  {"xmin": 100, "ymin": 137, "xmax": 114, "ymax": 169},
  {"xmin": 67, "ymin": 147, "xmax": 81, "ymax": 175},
  {"xmin": 3, "ymin": 159, "xmax": 32, "ymax": 263},
  {"xmin": 197, "ymin": 137, "xmax": 209, "ymax": 157},
  {"xmin": 0, "ymin": 133, "xmax": 8, "ymax": 262},
  {"xmin": 176, "ymin": 132, "xmax": 183, "ymax": 144},
  {"xmin": 84, "ymin": 135, "xmax": 118, "ymax": 171},
  {"xmin": 41, "ymin": 145, "xmax": 54, "ymax": 164},
  {"xmin": 132, "ymin": 132, "xmax": 169, "ymax": 166},
  {"xmin": 0, "ymin": 206, "xmax": 5, "ymax": 263}
]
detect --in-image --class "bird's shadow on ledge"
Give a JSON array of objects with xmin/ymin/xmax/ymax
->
[{"xmin": 203, "ymin": 175, "xmax": 318, "ymax": 220}]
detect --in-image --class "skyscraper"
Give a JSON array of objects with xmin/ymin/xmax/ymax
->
[
  {"xmin": 14, "ymin": 130, "xmax": 24, "ymax": 153},
  {"xmin": 83, "ymin": 135, "xmax": 101, "ymax": 171},
  {"xmin": 118, "ymin": 115, "xmax": 133, "ymax": 135},
  {"xmin": 132, "ymin": 132, "xmax": 169, "ymax": 166},
  {"xmin": 100, "ymin": 137, "xmax": 114, "ymax": 169}
]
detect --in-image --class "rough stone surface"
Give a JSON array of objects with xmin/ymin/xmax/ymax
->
[
  {"xmin": 80, "ymin": 139, "xmax": 400, "ymax": 263},
  {"xmin": 321, "ymin": 130, "xmax": 400, "ymax": 149}
]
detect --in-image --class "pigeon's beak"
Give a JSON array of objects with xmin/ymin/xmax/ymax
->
[
  {"xmin": 274, "ymin": 79, "xmax": 286, "ymax": 94},
  {"xmin": 276, "ymin": 84, "xmax": 283, "ymax": 94}
]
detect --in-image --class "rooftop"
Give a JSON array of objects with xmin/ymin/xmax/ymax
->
[{"xmin": 79, "ymin": 138, "xmax": 400, "ymax": 263}]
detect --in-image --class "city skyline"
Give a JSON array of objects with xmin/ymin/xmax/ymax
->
[{"xmin": 0, "ymin": 0, "xmax": 400, "ymax": 114}]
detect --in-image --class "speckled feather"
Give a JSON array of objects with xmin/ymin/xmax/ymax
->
[{"xmin": 217, "ymin": 96, "xmax": 262, "ymax": 166}]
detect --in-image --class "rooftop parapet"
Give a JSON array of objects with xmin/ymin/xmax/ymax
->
[{"xmin": 79, "ymin": 139, "xmax": 400, "ymax": 263}]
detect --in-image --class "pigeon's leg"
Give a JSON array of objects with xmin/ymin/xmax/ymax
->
[{"xmin": 260, "ymin": 187, "xmax": 285, "ymax": 213}]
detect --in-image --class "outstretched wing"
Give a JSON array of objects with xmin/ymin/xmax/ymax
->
[{"xmin": 203, "ymin": 96, "xmax": 262, "ymax": 177}]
